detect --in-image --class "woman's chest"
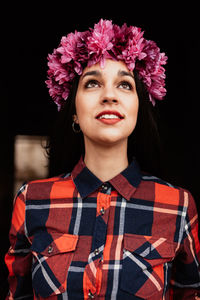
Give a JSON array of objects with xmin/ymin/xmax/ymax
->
[{"xmin": 27, "ymin": 194, "xmax": 178, "ymax": 299}]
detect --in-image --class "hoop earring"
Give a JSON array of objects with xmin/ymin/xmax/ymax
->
[{"xmin": 72, "ymin": 121, "xmax": 81, "ymax": 133}]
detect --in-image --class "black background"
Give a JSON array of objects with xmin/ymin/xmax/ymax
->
[{"xmin": 1, "ymin": 3, "xmax": 199, "ymax": 298}]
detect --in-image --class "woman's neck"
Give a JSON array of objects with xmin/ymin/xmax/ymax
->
[{"xmin": 84, "ymin": 139, "xmax": 129, "ymax": 182}]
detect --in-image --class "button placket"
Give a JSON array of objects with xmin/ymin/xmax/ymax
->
[
  {"xmin": 88, "ymin": 185, "xmax": 111, "ymax": 296},
  {"xmin": 97, "ymin": 185, "xmax": 111, "ymax": 217}
]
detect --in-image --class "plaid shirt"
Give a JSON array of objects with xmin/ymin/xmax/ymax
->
[{"xmin": 5, "ymin": 156, "xmax": 200, "ymax": 299}]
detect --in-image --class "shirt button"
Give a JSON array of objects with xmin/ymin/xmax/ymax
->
[
  {"xmin": 101, "ymin": 183, "xmax": 109, "ymax": 191},
  {"xmin": 48, "ymin": 245, "xmax": 53, "ymax": 254},
  {"xmin": 88, "ymin": 290, "xmax": 95, "ymax": 298},
  {"xmin": 100, "ymin": 207, "xmax": 105, "ymax": 215},
  {"xmin": 94, "ymin": 248, "xmax": 99, "ymax": 256}
]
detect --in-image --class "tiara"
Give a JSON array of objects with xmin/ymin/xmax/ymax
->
[{"xmin": 46, "ymin": 19, "xmax": 167, "ymax": 110}]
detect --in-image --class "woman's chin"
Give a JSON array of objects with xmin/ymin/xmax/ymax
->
[{"xmin": 90, "ymin": 134, "xmax": 128, "ymax": 147}]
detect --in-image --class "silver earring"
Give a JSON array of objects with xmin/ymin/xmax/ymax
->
[{"xmin": 72, "ymin": 121, "xmax": 81, "ymax": 133}]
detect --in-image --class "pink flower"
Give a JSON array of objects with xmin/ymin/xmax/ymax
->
[
  {"xmin": 112, "ymin": 24, "xmax": 146, "ymax": 70},
  {"xmin": 46, "ymin": 78, "xmax": 71, "ymax": 110},
  {"xmin": 136, "ymin": 40, "xmax": 167, "ymax": 104},
  {"xmin": 45, "ymin": 50, "xmax": 75, "ymax": 110},
  {"xmin": 87, "ymin": 19, "xmax": 114, "ymax": 67},
  {"xmin": 46, "ymin": 19, "xmax": 168, "ymax": 110}
]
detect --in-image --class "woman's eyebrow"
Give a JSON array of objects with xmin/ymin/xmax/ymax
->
[
  {"xmin": 81, "ymin": 69, "xmax": 135, "ymax": 79},
  {"xmin": 118, "ymin": 70, "xmax": 135, "ymax": 80},
  {"xmin": 82, "ymin": 70, "xmax": 102, "ymax": 78}
]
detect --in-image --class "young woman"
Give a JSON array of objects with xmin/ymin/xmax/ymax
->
[{"xmin": 5, "ymin": 19, "xmax": 200, "ymax": 300}]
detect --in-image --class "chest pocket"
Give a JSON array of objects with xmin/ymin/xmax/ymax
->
[
  {"xmin": 120, "ymin": 234, "xmax": 175, "ymax": 299},
  {"xmin": 31, "ymin": 232, "xmax": 78, "ymax": 298}
]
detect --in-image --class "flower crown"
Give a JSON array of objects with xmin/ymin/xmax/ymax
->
[{"xmin": 46, "ymin": 19, "xmax": 167, "ymax": 111}]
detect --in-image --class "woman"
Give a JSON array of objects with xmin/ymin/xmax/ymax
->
[{"xmin": 5, "ymin": 19, "xmax": 200, "ymax": 299}]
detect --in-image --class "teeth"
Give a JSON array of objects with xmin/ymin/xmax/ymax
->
[{"xmin": 99, "ymin": 114, "xmax": 119, "ymax": 119}]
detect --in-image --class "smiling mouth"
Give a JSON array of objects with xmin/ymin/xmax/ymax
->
[
  {"xmin": 96, "ymin": 114, "xmax": 124, "ymax": 125},
  {"xmin": 98, "ymin": 114, "xmax": 122, "ymax": 120},
  {"xmin": 95, "ymin": 110, "xmax": 124, "ymax": 120},
  {"xmin": 95, "ymin": 110, "xmax": 124, "ymax": 125}
]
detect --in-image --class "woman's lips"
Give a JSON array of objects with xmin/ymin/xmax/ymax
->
[
  {"xmin": 97, "ymin": 118, "xmax": 123, "ymax": 125},
  {"xmin": 95, "ymin": 110, "xmax": 124, "ymax": 125},
  {"xmin": 95, "ymin": 110, "xmax": 124, "ymax": 119}
]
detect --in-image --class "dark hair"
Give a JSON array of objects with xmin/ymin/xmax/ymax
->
[{"xmin": 46, "ymin": 71, "xmax": 162, "ymax": 177}]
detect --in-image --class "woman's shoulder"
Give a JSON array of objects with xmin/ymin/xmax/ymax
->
[
  {"xmin": 140, "ymin": 171, "xmax": 182, "ymax": 194},
  {"xmin": 16, "ymin": 173, "xmax": 73, "ymax": 199},
  {"xmin": 27, "ymin": 172, "xmax": 72, "ymax": 185},
  {"xmin": 140, "ymin": 171, "xmax": 197, "ymax": 213}
]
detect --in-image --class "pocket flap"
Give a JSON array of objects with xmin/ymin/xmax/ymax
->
[
  {"xmin": 124, "ymin": 233, "xmax": 175, "ymax": 259},
  {"xmin": 31, "ymin": 233, "xmax": 78, "ymax": 256}
]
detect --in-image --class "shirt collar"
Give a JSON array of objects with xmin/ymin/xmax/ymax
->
[{"xmin": 71, "ymin": 156, "xmax": 142, "ymax": 201}]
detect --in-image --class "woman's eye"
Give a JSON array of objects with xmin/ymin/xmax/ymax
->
[
  {"xmin": 85, "ymin": 80, "xmax": 100, "ymax": 88},
  {"xmin": 118, "ymin": 81, "xmax": 133, "ymax": 90}
]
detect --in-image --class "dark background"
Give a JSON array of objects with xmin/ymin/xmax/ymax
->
[{"xmin": 1, "ymin": 3, "xmax": 199, "ymax": 298}]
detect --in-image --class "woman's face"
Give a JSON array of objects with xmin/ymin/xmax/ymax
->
[{"xmin": 74, "ymin": 59, "xmax": 139, "ymax": 147}]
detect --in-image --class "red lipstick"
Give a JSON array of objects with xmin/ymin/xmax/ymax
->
[{"xmin": 95, "ymin": 110, "xmax": 124, "ymax": 125}]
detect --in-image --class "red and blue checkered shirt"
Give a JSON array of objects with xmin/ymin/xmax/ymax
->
[{"xmin": 5, "ymin": 156, "xmax": 200, "ymax": 299}]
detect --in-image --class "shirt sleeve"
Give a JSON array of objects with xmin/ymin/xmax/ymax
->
[
  {"xmin": 5, "ymin": 183, "xmax": 33, "ymax": 300},
  {"xmin": 170, "ymin": 190, "xmax": 200, "ymax": 299}
]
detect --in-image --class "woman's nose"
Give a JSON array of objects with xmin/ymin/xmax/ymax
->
[
  {"xmin": 102, "ymin": 98, "xmax": 118, "ymax": 104},
  {"xmin": 100, "ymin": 86, "xmax": 119, "ymax": 104}
]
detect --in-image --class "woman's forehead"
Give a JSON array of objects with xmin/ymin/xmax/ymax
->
[{"xmin": 81, "ymin": 59, "xmax": 133, "ymax": 77}]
